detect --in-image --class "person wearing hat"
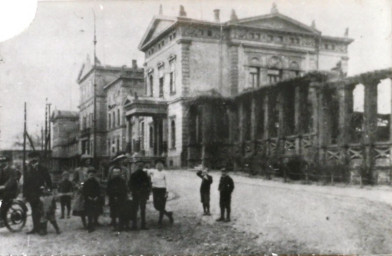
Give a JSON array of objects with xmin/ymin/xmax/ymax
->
[
  {"xmin": 82, "ymin": 168, "xmax": 101, "ymax": 232},
  {"xmin": 217, "ymin": 168, "xmax": 234, "ymax": 222},
  {"xmin": 24, "ymin": 151, "xmax": 52, "ymax": 234},
  {"xmin": 128, "ymin": 160, "xmax": 151, "ymax": 230},
  {"xmin": 107, "ymin": 154, "xmax": 130, "ymax": 184},
  {"xmin": 148, "ymin": 160, "xmax": 173, "ymax": 227},
  {"xmin": 196, "ymin": 167, "xmax": 213, "ymax": 216},
  {"xmin": 58, "ymin": 171, "xmax": 73, "ymax": 219},
  {"xmin": 106, "ymin": 167, "xmax": 128, "ymax": 231}
]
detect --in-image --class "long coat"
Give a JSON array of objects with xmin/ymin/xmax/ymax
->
[
  {"xmin": 24, "ymin": 163, "xmax": 52, "ymax": 201},
  {"xmin": 82, "ymin": 178, "xmax": 101, "ymax": 216},
  {"xmin": 107, "ymin": 176, "xmax": 127, "ymax": 206}
]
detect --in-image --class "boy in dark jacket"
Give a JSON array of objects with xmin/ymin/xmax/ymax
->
[
  {"xmin": 196, "ymin": 168, "xmax": 213, "ymax": 215},
  {"xmin": 82, "ymin": 169, "xmax": 101, "ymax": 233},
  {"xmin": 216, "ymin": 168, "xmax": 234, "ymax": 222},
  {"xmin": 58, "ymin": 171, "xmax": 73, "ymax": 219},
  {"xmin": 107, "ymin": 168, "xmax": 128, "ymax": 231}
]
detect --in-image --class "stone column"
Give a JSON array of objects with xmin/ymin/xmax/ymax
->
[
  {"xmin": 363, "ymin": 80, "xmax": 379, "ymax": 184},
  {"xmin": 277, "ymin": 91, "xmax": 285, "ymax": 138},
  {"xmin": 238, "ymin": 99, "xmax": 245, "ymax": 142},
  {"xmin": 364, "ymin": 81, "xmax": 378, "ymax": 144},
  {"xmin": 337, "ymin": 84, "xmax": 352, "ymax": 146},
  {"xmin": 294, "ymin": 85, "xmax": 302, "ymax": 135},
  {"xmin": 250, "ymin": 96, "xmax": 257, "ymax": 140},
  {"xmin": 229, "ymin": 44, "xmax": 239, "ymax": 96},
  {"xmin": 263, "ymin": 93, "xmax": 269, "ymax": 140}
]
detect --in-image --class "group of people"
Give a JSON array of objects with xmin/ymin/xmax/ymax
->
[
  {"xmin": 71, "ymin": 157, "xmax": 174, "ymax": 233},
  {"xmin": 196, "ymin": 167, "xmax": 235, "ymax": 222},
  {"xmin": 0, "ymin": 151, "xmax": 236, "ymax": 236}
]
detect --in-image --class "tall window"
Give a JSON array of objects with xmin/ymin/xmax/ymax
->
[
  {"xmin": 116, "ymin": 137, "xmax": 120, "ymax": 152},
  {"xmin": 112, "ymin": 111, "xmax": 116, "ymax": 128},
  {"xmin": 149, "ymin": 74, "xmax": 153, "ymax": 97},
  {"xmin": 83, "ymin": 116, "xmax": 87, "ymax": 129},
  {"xmin": 249, "ymin": 67, "xmax": 260, "ymax": 88},
  {"xmin": 158, "ymin": 66, "xmax": 164, "ymax": 98},
  {"xmin": 108, "ymin": 113, "xmax": 111, "ymax": 129},
  {"xmin": 169, "ymin": 61, "xmax": 176, "ymax": 95},
  {"xmin": 117, "ymin": 109, "xmax": 120, "ymax": 126},
  {"xmin": 149, "ymin": 126, "xmax": 154, "ymax": 148},
  {"xmin": 140, "ymin": 122, "xmax": 145, "ymax": 150},
  {"xmin": 171, "ymin": 118, "xmax": 176, "ymax": 149}
]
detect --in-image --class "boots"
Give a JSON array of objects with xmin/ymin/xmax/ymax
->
[{"xmin": 216, "ymin": 208, "xmax": 225, "ymax": 221}]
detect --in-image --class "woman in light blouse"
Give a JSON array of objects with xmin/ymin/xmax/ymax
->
[{"xmin": 148, "ymin": 160, "xmax": 174, "ymax": 226}]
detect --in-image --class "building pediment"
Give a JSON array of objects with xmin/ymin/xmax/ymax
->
[
  {"xmin": 233, "ymin": 13, "xmax": 320, "ymax": 35},
  {"xmin": 138, "ymin": 16, "xmax": 176, "ymax": 50}
]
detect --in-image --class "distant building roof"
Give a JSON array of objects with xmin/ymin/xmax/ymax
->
[{"xmin": 51, "ymin": 110, "xmax": 79, "ymax": 121}]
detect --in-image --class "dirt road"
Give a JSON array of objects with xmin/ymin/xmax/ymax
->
[{"xmin": 1, "ymin": 170, "xmax": 392, "ymax": 254}]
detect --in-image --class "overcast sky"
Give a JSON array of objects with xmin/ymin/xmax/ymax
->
[{"xmin": 0, "ymin": 0, "xmax": 391, "ymax": 149}]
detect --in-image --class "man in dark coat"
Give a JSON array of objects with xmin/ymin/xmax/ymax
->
[
  {"xmin": 107, "ymin": 167, "xmax": 128, "ymax": 231},
  {"xmin": 216, "ymin": 168, "xmax": 234, "ymax": 222},
  {"xmin": 196, "ymin": 167, "xmax": 213, "ymax": 215},
  {"xmin": 0, "ymin": 158, "xmax": 19, "ymax": 222},
  {"xmin": 24, "ymin": 151, "xmax": 52, "ymax": 234},
  {"xmin": 128, "ymin": 160, "xmax": 151, "ymax": 230},
  {"xmin": 82, "ymin": 169, "xmax": 101, "ymax": 232}
]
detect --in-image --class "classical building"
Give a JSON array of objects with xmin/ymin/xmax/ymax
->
[
  {"xmin": 124, "ymin": 4, "xmax": 353, "ymax": 167},
  {"xmin": 77, "ymin": 56, "xmax": 143, "ymax": 166},
  {"xmin": 50, "ymin": 110, "xmax": 79, "ymax": 172}
]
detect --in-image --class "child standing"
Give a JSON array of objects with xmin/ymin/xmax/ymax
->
[
  {"xmin": 39, "ymin": 186, "xmax": 61, "ymax": 235},
  {"xmin": 58, "ymin": 171, "xmax": 73, "ymax": 219},
  {"xmin": 196, "ymin": 167, "xmax": 213, "ymax": 215},
  {"xmin": 216, "ymin": 168, "xmax": 234, "ymax": 222}
]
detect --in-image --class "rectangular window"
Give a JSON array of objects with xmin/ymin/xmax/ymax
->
[
  {"xmin": 108, "ymin": 113, "xmax": 111, "ymax": 129},
  {"xmin": 117, "ymin": 109, "xmax": 120, "ymax": 126},
  {"xmin": 250, "ymin": 67, "xmax": 260, "ymax": 88},
  {"xmin": 169, "ymin": 61, "xmax": 176, "ymax": 95},
  {"xmin": 170, "ymin": 118, "xmax": 176, "ymax": 149},
  {"xmin": 267, "ymin": 69, "xmax": 281, "ymax": 84},
  {"xmin": 140, "ymin": 122, "xmax": 145, "ymax": 150},
  {"xmin": 149, "ymin": 74, "xmax": 153, "ymax": 97},
  {"xmin": 149, "ymin": 125, "xmax": 154, "ymax": 148}
]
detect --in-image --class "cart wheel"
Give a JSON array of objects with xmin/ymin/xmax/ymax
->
[{"xmin": 4, "ymin": 201, "xmax": 27, "ymax": 232}]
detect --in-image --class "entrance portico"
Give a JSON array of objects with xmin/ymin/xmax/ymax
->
[{"xmin": 124, "ymin": 96, "xmax": 168, "ymax": 164}]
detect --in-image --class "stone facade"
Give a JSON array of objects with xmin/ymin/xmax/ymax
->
[
  {"xmin": 50, "ymin": 110, "xmax": 79, "ymax": 172},
  {"xmin": 128, "ymin": 5, "xmax": 353, "ymax": 167},
  {"xmin": 77, "ymin": 56, "xmax": 144, "ymax": 166}
]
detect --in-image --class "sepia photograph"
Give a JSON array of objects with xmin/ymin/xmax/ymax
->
[{"xmin": 0, "ymin": 0, "xmax": 391, "ymax": 254}]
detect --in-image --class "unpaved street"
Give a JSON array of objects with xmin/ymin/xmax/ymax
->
[{"xmin": 2, "ymin": 170, "xmax": 392, "ymax": 255}]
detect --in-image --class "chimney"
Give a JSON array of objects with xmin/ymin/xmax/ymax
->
[
  {"xmin": 132, "ymin": 59, "xmax": 137, "ymax": 69},
  {"xmin": 230, "ymin": 9, "xmax": 238, "ymax": 21},
  {"xmin": 311, "ymin": 20, "xmax": 316, "ymax": 29},
  {"xmin": 213, "ymin": 9, "xmax": 220, "ymax": 22},
  {"xmin": 179, "ymin": 5, "xmax": 187, "ymax": 17}
]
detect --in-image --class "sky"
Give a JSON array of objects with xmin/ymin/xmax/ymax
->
[{"xmin": 0, "ymin": 0, "xmax": 391, "ymax": 149}]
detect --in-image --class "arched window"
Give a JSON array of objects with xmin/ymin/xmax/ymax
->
[{"xmin": 171, "ymin": 119, "xmax": 176, "ymax": 149}]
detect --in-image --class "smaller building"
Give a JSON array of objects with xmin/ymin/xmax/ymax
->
[{"xmin": 51, "ymin": 110, "xmax": 79, "ymax": 173}]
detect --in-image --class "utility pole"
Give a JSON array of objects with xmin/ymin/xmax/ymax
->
[
  {"xmin": 44, "ymin": 98, "xmax": 48, "ymax": 157},
  {"xmin": 22, "ymin": 102, "xmax": 27, "ymax": 197},
  {"xmin": 41, "ymin": 126, "xmax": 44, "ymax": 151},
  {"xmin": 92, "ymin": 9, "xmax": 97, "ymax": 168},
  {"xmin": 48, "ymin": 102, "xmax": 51, "ymax": 153}
]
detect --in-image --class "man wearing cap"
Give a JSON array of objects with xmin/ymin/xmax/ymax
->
[
  {"xmin": 82, "ymin": 168, "xmax": 101, "ymax": 232},
  {"xmin": 24, "ymin": 151, "xmax": 52, "ymax": 234},
  {"xmin": 217, "ymin": 168, "xmax": 234, "ymax": 222},
  {"xmin": 128, "ymin": 160, "xmax": 151, "ymax": 230}
]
